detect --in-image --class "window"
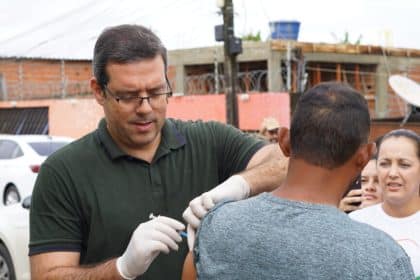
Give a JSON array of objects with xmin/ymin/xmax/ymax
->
[
  {"xmin": 0, "ymin": 140, "xmax": 23, "ymax": 159},
  {"xmin": 28, "ymin": 141, "xmax": 69, "ymax": 156}
]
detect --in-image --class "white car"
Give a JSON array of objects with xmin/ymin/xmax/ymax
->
[
  {"xmin": 0, "ymin": 196, "xmax": 30, "ymax": 279},
  {"xmin": 0, "ymin": 135, "xmax": 73, "ymax": 206}
]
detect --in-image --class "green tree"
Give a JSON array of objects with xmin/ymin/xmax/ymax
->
[
  {"xmin": 242, "ymin": 31, "xmax": 262, "ymax": 42},
  {"xmin": 331, "ymin": 31, "xmax": 362, "ymax": 45}
]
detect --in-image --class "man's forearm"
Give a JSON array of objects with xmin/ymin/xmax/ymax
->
[
  {"xmin": 240, "ymin": 143, "xmax": 288, "ymax": 196},
  {"xmin": 241, "ymin": 157, "xmax": 288, "ymax": 196},
  {"xmin": 32, "ymin": 258, "xmax": 122, "ymax": 280}
]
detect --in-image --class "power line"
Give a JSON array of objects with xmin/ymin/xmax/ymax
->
[
  {"xmin": 21, "ymin": 0, "xmax": 122, "ymax": 55},
  {"xmin": 0, "ymin": 0, "xmax": 100, "ymax": 45}
]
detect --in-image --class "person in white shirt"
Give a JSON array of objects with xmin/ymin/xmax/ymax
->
[
  {"xmin": 339, "ymin": 156, "xmax": 383, "ymax": 212},
  {"xmin": 350, "ymin": 129, "xmax": 420, "ymax": 278}
]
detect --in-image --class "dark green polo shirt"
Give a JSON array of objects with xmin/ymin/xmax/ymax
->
[{"xmin": 29, "ymin": 118, "xmax": 264, "ymax": 280}]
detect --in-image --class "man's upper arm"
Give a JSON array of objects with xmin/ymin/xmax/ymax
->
[
  {"xmin": 30, "ymin": 162, "xmax": 82, "ymax": 256},
  {"xmin": 246, "ymin": 143, "xmax": 284, "ymax": 169},
  {"xmin": 210, "ymin": 122, "xmax": 266, "ymax": 179}
]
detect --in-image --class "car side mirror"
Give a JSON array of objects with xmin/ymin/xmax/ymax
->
[{"xmin": 22, "ymin": 196, "xmax": 31, "ymax": 209}]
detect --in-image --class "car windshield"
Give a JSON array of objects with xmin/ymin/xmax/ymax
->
[{"xmin": 28, "ymin": 141, "xmax": 69, "ymax": 156}]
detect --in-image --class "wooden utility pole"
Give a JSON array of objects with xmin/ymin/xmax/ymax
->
[{"xmin": 222, "ymin": 0, "xmax": 239, "ymax": 127}]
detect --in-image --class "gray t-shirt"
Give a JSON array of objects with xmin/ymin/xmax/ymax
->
[{"xmin": 195, "ymin": 193, "xmax": 414, "ymax": 280}]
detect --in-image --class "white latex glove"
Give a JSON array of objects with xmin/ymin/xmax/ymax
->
[
  {"xmin": 116, "ymin": 216, "xmax": 185, "ymax": 279},
  {"xmin": 183, "ymin": 175, "xmax": 250, "ymax": 228},
  {"xmin": 182, "ymin": 175, "xmax": 250, "ymax": 250}
]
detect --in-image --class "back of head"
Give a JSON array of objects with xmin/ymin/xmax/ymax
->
[
  {"xmin": 290, "ymin": 81, "xmax": 370, "ymax": 169},
  {"xmin": 93, "ymin": 24, "xmax": 167, "ymax": 89}
]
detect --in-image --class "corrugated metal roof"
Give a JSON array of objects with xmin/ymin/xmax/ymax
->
[
  {"xmin": 1, "ymin": 0, "xmax": 419, "ymax": 60},
  {"xmin": 0, "ymin": 0, "xmax": 119, "ymax": 60},
  {"xmin": 0, "ymin": 0, "xmax": 221, "ymax": 60}
]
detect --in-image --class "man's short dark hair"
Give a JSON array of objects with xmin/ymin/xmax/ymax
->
[
  {"xmin": 93, "ymin": 24, "xmax": 167, "ymax": 89},
  {"xmin": 290, "ymin": 81, "xmax": 370, "ymax": 169}
]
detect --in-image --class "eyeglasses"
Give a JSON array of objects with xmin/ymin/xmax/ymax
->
[{"xmin": 103, "ymin": 80, "xmax": 172, "ymax": 109}]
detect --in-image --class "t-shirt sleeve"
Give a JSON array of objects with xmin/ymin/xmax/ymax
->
[
  {"xmin": 208, "ymin": 121, "xmax": 266, "ymax": 180},
  {"xmin": 378, "ymin": 256, "xmax": 415, "ymax": 280},
  {"xmin": 29, "ymin": 162, "xmax": 83, "ymax": 256},
  {"xmin": 193, "ymin": 201, "xmax": 233, "ymax": 278}
]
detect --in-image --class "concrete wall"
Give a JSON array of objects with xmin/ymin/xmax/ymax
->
[
  {"xmin": 0, "ymin": 92, "xmax": 290, "ymax": 138},
  {"xmin": 1, "ymin": 42, "xmax": 419, "ymax": 134}
]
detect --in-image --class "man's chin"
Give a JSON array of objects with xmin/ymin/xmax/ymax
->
[{"xmin": 130, "ymin": 132, "xmax": 160, "ymax": 147}]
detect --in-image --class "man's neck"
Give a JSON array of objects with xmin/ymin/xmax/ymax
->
[
  {"xmin": 272, "ymin": 159, "xmax": 353, "ymax": 207},
  {"xmin": 126, "ymin": 135, "xmax": 161, "ymax": 163},
  {"xmin": 127, "ymin": 143, "xmax": 159, "ymax": 163},
  {"xmin": 108, "ymin": 129, "xmax": 162, "ymax": 163}
]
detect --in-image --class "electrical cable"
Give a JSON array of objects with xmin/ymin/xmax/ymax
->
[{"xmin": 0, "ymin": 0, "xmax": 100, "ymax": 45}]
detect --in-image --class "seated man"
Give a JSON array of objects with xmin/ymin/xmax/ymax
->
[{"xmin": 185, "ymin": 82, "xmax": 414, "ymax": 279}]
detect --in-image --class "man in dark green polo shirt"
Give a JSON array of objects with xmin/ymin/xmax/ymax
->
[{"xmin": 29, "ymin": 24, "xmax": 286, "ymax": 280}]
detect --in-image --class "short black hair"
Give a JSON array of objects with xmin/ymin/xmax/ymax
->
[
  {"xmin": 92, "ymin": 24, "xmax": 167, "ymax": 89},
  {"xmin": 378, "ymin": 129, "xmax": 420, "ymax": 159},
  {"xmin": 290, "ymin": 81, "xmax": 371, "ymax": 169}
]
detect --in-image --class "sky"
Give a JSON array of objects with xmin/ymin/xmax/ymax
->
[{"xmin": 0, "ymin": 0, "xmax": 419, "ymax": 59}]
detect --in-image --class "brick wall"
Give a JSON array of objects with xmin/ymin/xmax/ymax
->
[
  {"xmin": 0, "ymin": 58, "xmax": 91, "ymax": 100},
  {"xmin": 0, "ymin": 59, "xmax": 178, "ymax": 101},
  {"xmin": 371, "ymin": 121, "xmax": 420, "ymax": 141}
]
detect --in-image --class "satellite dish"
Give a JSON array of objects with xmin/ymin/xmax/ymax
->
[
  {"xmin": 388, "ymin": 75, "xmax": 420, "ymax": 126},
  {"xmin": 389, "ymin": 75, "xmax": 420, "ymax": 107}
]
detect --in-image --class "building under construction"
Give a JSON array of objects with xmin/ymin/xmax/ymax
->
[{"xmin": 0, "ymin": 40, "xmax": 419, "ymax": 139}]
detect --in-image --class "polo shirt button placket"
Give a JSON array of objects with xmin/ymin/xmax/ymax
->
[{"xmin": 149, "ymin": 164, "xmax": 166, "ymax": 213}]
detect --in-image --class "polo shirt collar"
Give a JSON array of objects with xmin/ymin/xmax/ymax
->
[
  {"xmin": 96, "ymin": 118, "xmax": 125, "ymax": 159},
  {"xmin": 160, "ymin": 118, "xmax": 186, "ymax": 150},
  {"xmin": 95, "ymin": 118, "xmax": 185, "ymax": 160}
]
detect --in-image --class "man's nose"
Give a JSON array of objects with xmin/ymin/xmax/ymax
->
[{"xmin": 136, "ymin": 97, "xmax": 153, "ymax": 112}]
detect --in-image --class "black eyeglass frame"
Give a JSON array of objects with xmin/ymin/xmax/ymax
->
[{"xmin": 102, "ymin": 76, "xmax": 173, "ymax": 106}]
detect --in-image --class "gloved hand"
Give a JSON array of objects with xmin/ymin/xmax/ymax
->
[
  {"xmin": 182, "ymin": 175, "xmax": 250, "ymax": 250},
  {"xmin": 116, "ymin": 216, "xmax": 185, "ymax": 279}
]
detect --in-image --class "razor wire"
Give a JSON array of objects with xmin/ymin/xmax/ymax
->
[
  {"xmin": 184, "ymin": 70, "xmax": 268, "ymax": 95},
  {"xmin": 0, "ymin": 67, "xmax": 416, "ymax": 120}
]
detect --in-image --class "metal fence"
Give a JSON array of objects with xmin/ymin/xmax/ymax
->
[
  {"xmin": 0, "ymin": 70, "xmax": 269, "ymax": 100},
  {"xmin": 0, "ymin": 69, "xmax": 416, "ymax": 121}
]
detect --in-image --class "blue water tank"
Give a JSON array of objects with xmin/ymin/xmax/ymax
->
[{"xmin": 269, "ymin": 21, "xmax": 300, "ymax": 40}]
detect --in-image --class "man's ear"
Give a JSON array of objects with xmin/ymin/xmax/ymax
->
[
  {"xmin": 90, "ymin": 77, "xmax": 105, "ymax": 106},
  {"xmin": 278, "ymin": 127, "xmax": 291, "ymax": 157},
  {"xmin": 355, "ymin": 142, "xmax": 376, "ymax": 170}
]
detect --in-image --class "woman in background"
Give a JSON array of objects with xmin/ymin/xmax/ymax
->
[
  {"xmin": 350, "ymin": 129, "xmax": 420, "ymax": 278},
  {"xmin": 339, "ymin": 155, "xmax": 382, "ymax": 212}
]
